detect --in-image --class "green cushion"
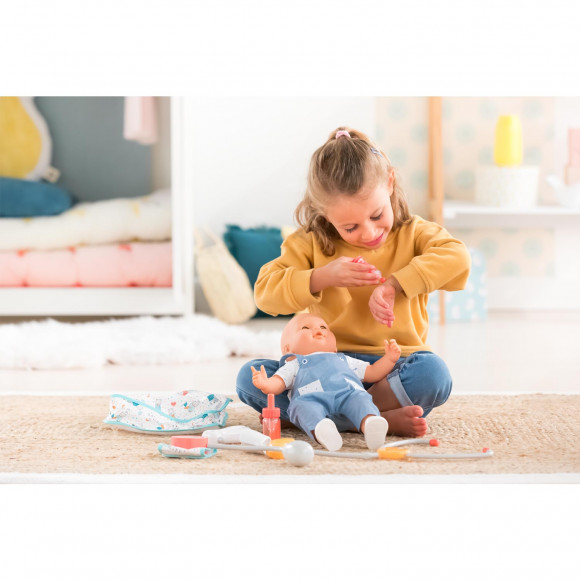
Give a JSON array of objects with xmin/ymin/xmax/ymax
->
[{"xmin": 223, "ymin": 225, "xmax": 283, "ymax": 318}]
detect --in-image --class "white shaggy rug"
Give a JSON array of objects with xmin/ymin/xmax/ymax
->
[{"xmin": 0, "ymin": 315, "xmax": 282, "ymax": 370}]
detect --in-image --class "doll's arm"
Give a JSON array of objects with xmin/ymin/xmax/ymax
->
[
  {"xmin": 251, "ymin": 365, "xmax": 287, "ymax": 395},
  {"xmin": 363, "ymin": 339, "xmax": 402, "ymax": 383}
]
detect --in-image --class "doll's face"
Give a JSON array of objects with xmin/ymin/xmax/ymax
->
[{"xmin": 281, "ymin": 314, "xmax": 337, "ymax": 355}]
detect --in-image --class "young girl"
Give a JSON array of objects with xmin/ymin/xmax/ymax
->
[{"xmin": 236, "ymin": 127, "xmax": 471, "ymax": 438}]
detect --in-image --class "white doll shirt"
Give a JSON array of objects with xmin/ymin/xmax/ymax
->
[{"xmin": 274, "ymin": 352, "xmax": 369, "ymax": 393}]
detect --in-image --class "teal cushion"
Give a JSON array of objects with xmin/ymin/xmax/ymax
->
[
  {"xmin": 223, "ymin": 225, "xmax": 283, "ymax": 318},
  {"xmin": 0, "ymin": 177, "xmax": 75, "ymax": 217}
]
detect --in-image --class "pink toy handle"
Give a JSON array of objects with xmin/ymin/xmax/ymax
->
[{"xmin": 352, "ymin": 256, "xmax": 386, "ymax": 283}]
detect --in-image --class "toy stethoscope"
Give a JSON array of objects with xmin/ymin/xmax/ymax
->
[{"xmin": 158, "ymin": 429, "xmax": 493, "ymax": 468}]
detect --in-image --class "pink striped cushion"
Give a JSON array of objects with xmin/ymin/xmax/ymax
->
[{"xmin": 0, "ymin": 242, "xmax": 172, "ymax": 287}]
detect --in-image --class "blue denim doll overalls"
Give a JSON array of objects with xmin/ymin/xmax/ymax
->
[{"xmin": 281, "ymin": 352, "xmax": 381, "ymax": 439}]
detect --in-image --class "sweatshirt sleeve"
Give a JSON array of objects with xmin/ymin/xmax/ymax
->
[
  {"xmin": 254, "ymin": 230, "xmax": 323, "ymax": 316},
  {"xmin": 392, "ymin": 219, "xmax": 471, "ymax": 299}
]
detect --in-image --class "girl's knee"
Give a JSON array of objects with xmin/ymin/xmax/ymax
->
[
  {"xmin": 236, "ymin": 359, "xmax": 257, "ymax": 385},
  {"xmin": 399, "ymin": 352, "xmax": 452, "ymax": 412},
  {"xmin": 235, "ymin": 359, "xmax": 262, "ymax": 403},
  {"xmin": 424, "ymin": 355, "xmax": 452, "ymax": 406}
]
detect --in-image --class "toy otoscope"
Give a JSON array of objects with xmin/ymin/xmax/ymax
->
[{"xmin": 352, "ymin": 256, "xmax": 386, "ymax": 283}]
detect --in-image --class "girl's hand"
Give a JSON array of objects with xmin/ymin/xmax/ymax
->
[
  {"xmin": 369, "ymin": 283, "xmax": 396, "ymax": 327},
  {"xmin": 384, "ymin": 338, "xmax": 401, "ymax": 362},
  {"xmin": 310, "ymin": 257, "xmax": 382, "ymax": 292}
]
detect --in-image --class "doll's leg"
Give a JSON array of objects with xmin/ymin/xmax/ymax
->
[
  {"xmin": 335, "ymin": 389, "xmax": 381, "ymax": 433},
  {"xmin": 368, "ymin": 351, "xmax": 452, "ymax": 437},
  {"xmin": 236, "ymin": 358, "xmax": 291, "ymax": 420},
  {"xmin": 336, "ymin": 390, "xmax": 388, "ymax": 449},
  {"xmin": 288, "ymin": 397, "xmax": 335, "ymax": 445}
]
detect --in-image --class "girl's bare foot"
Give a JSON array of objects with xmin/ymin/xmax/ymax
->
[{"xmin": 382, "ymin": 405, "xmax": 427, "ymax": 437}]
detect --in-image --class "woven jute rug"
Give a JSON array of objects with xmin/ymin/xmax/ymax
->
[{"xmin": 1, "ymin": 394, "xmax": 579, "ymax": 476}]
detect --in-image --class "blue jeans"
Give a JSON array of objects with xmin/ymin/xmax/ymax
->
[{"xmin": 236, "ymin": 351, "xmax": 453, "ymax": 429}]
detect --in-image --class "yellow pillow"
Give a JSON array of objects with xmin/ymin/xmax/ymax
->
[{"xmin": 0, "ymin": 97, "xmax": 52, "ymax": 181}]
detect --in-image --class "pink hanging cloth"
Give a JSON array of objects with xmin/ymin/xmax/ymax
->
[{"xmin": 123, "ymin": 97, "xmax": 158, "ymax": 145}]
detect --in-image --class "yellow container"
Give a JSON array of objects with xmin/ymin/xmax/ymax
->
[{"xmin": 494, "ymin": 115, "xmax": 523, "ymax": 166}]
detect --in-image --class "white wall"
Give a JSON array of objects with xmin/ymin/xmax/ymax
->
[
  {"xmin": 186, "ymin": 97, "xmax": 376, "ymax": 234},
  {"xmin": 153, "ymin": 96, "xmax": 580, "ymax": 228},
  {"xmin": 152, "ymin": 97, "xmax": 580, "ymax": 221},
  {"xmin": 150, "ymin": 97, "xmax": 580, "ymax": 313}
]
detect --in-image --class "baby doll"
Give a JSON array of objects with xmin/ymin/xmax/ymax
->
[{"xmin": 251, "ymin": 313, "xmax": 401, "ymax": 451}]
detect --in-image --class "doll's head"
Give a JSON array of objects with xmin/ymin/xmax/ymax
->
[
  {"xmin": 295, "ymin": 127, "xmax": 412, "ymax": 256},
  {"xmin": 281, "ymin": 313, "xmax": 337, "ymax": 355}
]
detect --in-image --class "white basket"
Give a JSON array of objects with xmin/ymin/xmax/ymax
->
[
  {"xmin": 195, "ymin": 228, "xmax": 257, "ymax": 325},
  {"xmin": 475, "ymin": 165, "xmax": 540, "ymax": 208}
]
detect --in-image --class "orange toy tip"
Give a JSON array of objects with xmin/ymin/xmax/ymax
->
[
  {"xmin": 171, "ymin": 435, "xmax": 208, "ymax": 449},
  {"xmin": 266, "ymin": 438, "xmax": 295, "ymax": 459},
  {"xmin": 429, "ymin": 439, "xmax": 440, "ymax": 446},
  {"xmin": 377, "ymin": 447, "xmax": 409, "ymax": 460},
  {"xmin": 482, "ymin": 447, "xmax": 490, "ymax": 453}
]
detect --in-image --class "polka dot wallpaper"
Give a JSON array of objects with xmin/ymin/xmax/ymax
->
[
  {"xmin": 442, "ymin": 97, "xmax": 554, "ymax": 204},
  {"xmin": 376, "ymin": 97, "xmax": 555, "ymax": 210},
  {"xmin": 428, "ymin": 248, "xmax": 487, "ymax": 322},
  {"xmin": 376, "ymin": 97, "xmax": 556, "ymax": 283},
  {"xmin": 453, "ymin": 228, "xmax": 554, "ymax": 277},
  {"xmin": 375, "ymin": 97, "xmax": 430, "ymax": 217}
]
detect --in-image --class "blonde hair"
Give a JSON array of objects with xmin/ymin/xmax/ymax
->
[{"xmin": 295, "ymin": 126, "xmax": 412, "ymax": 256}]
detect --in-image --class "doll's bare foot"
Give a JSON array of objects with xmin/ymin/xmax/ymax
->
[{"xmin": 382, "ymin": 405, "xmax": 427, "ymax": 437}]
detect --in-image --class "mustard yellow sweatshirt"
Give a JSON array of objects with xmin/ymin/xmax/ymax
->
[{"xmin": 254, "ymin": 216, "xmax": 471, "ymax": 357}]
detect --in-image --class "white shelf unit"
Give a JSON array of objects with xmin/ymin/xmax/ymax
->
[
  {"xmin": 443, "ymin": 201, "xmax": 580, "ymax": 311},
  {"xmin": 444, "ymin": 201, "xmax": 580, "ymax": 228},
  {"xmin": 0, "ymin": 97, "xmax": 195, "ymax": 317}
]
